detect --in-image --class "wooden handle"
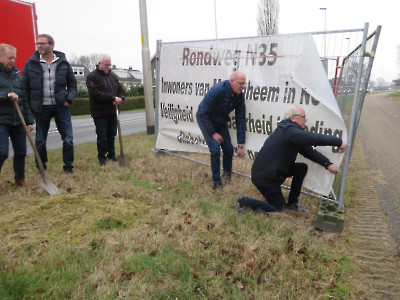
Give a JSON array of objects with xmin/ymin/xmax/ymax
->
[
  {"xmin": 13, "ymin": 101, "xmax": 46, "ymax": 178},
  {"xmin": 116, "ymin": 106, "xmax": 124, "ymax": 156}
]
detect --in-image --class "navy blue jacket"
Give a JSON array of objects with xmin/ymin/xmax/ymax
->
[
  {"xmin": 0, "ymin": 64, "xmax": 34, "ymax": 126},
  {"xmin": 22, "ymin": 50, "xmax": 77, "ymax": 114},
  {"xmin": 196, "ymin": 80, "xmax": 246, "ymax": 144},
  {"xmin": 251, "ymin": 119, "xmax": 342, "ymax": 185}
]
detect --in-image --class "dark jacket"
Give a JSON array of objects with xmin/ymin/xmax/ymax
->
[
  {"xmin": 0, "ymin": 64, "xmax": 34, "ymax": 126},
  {"xmin": 251, "ymin": 119, "xmax": 342, "ymax": 185},
  {"xmin": 22, "ymin": 50, "xmax": 77, "ymax": 113},
  {"xmin": 86, "ymin": 67, "xmax": 125, "ymax": 118},
  {"xmin": 196, "ymin": 80, "xmax": 246, "ymax": 144}
]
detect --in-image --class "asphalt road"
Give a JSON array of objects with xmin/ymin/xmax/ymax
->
[
  {"xmin": 9, "ymin": 111, "xmax": 146, "ymax": 156},
  {"xmin": 358, "ymin": 91, "xmax": 400, "ymax": 244}
]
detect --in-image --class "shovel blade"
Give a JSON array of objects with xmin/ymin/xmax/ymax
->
[
  {"xmin": 118, "ymin": 155, "xmax": 131, "ymax": 168},
  {"xmin": 41, "ymin": 178, "xmax": 61, "ymax": 196}
]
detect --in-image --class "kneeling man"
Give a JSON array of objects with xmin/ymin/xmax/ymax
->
[{"xmin": 236, "ymin": 105, "xmax": 346, "ymax": 213}]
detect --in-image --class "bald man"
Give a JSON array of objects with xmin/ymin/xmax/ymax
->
[{"xmin": 196, "ymin": 71, "xmax": 246, "ymax": 189}]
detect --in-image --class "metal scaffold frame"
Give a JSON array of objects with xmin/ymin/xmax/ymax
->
[{"xmin": 153, "ymin": 22, "xmax": 381, "ymax": 232}]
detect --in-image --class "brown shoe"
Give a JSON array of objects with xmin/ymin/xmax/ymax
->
[{"xmin": 15, "ymin": 178, "xmax": 37, "ymax": 191}]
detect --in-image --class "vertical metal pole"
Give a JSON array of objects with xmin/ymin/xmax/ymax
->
[
  {"xmin": 154, "ymin": 39, "xmax": 162, "ymax": 149},
  {"xmin": 337, "ymin": 23, "xmax": 369, "ymax": 210},
  {"xmin": 139, "ymin": 0, "xmax": 155, "ymax": 135},
  {"xmin": 353, "ymin": 26, "xmax": 381, "ymax": 138}
]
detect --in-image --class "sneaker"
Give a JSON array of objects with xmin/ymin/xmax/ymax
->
[
  {"xmin": 213, "ymin": 183, "xmax": 223, "ymax": 190},
  {"xmin": 235, "ymin": 195, "xmax": 247, "ymax": 214},
  {"xmin": 288, "ymin": 203, "xmax": 310, "ymax": 213}
]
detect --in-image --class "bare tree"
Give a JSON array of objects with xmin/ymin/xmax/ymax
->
[
  {"xmin": 68, "ymin": 53, "xmax": 99, "ymax": 71},
  {"xmin": 375, "ymin": 77, "xmax": 388, "ymax": 90},
  {"xmin": 257, "ymin": 0, "xmax": 279, "ymax": 36}
]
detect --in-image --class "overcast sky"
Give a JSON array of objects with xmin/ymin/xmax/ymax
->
[{"xmin": 31, "ymin": 0, "xmax": 399, "ymax": 82}]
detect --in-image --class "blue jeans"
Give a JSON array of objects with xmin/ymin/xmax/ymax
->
[
  {"xmin": 34, "ymin": 105, "xmax": 74, "ymax": 171},
  {"xmin": 0, "ymin": 124, "xmax": 27, "ymax": 180},
  {"xmin": 198, "ymin": 121, "xmax": 233, "ymax": 185},
  {"xmin": 246, "ymin": 163, "xmax": 308, "ymax": 212},
  {"xmin": 93, "ymin": 115, "xmax": 117, "ymax": 162}
]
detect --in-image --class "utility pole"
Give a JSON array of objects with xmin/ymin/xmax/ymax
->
[{"xmin": 139, "ymin": 0, "xmax": 155, "ymax": 135}]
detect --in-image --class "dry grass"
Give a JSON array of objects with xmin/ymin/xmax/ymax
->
[{"xmin": 0, "ymin": 132, "xmax": 365, "ymax": 299}]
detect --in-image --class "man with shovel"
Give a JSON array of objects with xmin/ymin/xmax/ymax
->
[
  {"xmin": 86, "ymin": 54, "xmax": 125, "ymax": 166},
  {"xmin": 0, "ymin": 44, "xmax": 35, "ymax": 189}
]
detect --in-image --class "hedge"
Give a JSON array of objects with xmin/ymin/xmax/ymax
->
[{"xmin": 69, "ymin": 97, "xmax": 145, "ymax": 116}]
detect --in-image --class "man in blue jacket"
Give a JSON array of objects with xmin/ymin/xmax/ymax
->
[
  {"xmin": 23, "ymin": 34, "xmax": 77, "ymax": 174},
  {"xmin": 236, "ymin": 105, "xmax": 346, "ymax": 213},
  {"xmin": 196, "ymin": 71, "xmax": 246, "ymax": 190},
  {"xmin": 0, "ymin": 44, "xmax": 35, "ymax": 188}
]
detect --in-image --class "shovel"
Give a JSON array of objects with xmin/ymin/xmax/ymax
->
[
  {"xmin": 116, "ymin": 106, "xmax": 131, "ymax": 168},
  {"xmin": 14, "ymin": 101, "xmax": 60, "ymax": 196}
]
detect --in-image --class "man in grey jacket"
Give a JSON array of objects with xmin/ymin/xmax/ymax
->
[{"xmin": 23, "ymin": 34, "xmax": 77, "ymax": 174}]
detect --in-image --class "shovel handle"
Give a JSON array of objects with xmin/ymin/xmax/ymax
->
[
  {"xmin": 13, "ymin": 101, "xmax": 47, "ymax": 178},
  {"xmin": 116, "ymin": 106, "xmax": 124, "ymax": 157}
]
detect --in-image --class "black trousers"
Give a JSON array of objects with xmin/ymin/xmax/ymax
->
[
  {"xmin": 93, "ymin": 115, "xmax": 117, "ymax": 161},
  {"xmin": 249, "ymin": 163, "xmax": 308, "ymax": 211}
]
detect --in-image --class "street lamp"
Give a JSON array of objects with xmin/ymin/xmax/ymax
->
[
  {"xmin": 214, "ymin": 0, "xmax": 218, "ymax": 39},
  {"xmin": 346, "ymin": 37, "xmax": 351, "ymax": 54},
  {"xmin": 320, "ymin": 8, "xmax": 327, "ymax": 58}
]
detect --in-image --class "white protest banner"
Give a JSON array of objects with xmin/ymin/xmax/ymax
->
[{"xmin": 156, "ymin": 33, "xmax": 347, "ymax": 195}]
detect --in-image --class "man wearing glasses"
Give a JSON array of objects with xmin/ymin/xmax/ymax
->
[
  {"xmin": 196, "ymin": 71, "xmax": 246, "ymax": 190},
  {"xmin": 23, "ymin": 34, "xmax": 76, "ymax": 174},
  {"xmin": 86, "ymin": 54, "xmax": 125, "ymax": 166},
  {"xmin": 236, "ymin": 105, "xmax": 346, "ymax": 213}
]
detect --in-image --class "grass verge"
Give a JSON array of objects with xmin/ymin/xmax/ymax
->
[
  {"xmin": 388, "ymin": 91, "xmax": 400, "ymax": 98},
  {"xmin": 0, "ymin": 132, "xmax": 365, "ymax": 299}
]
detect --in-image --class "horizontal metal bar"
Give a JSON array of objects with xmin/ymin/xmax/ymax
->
[{"xmin": 154, "ymin": 148, "xmax": 338, "ymax": 204}]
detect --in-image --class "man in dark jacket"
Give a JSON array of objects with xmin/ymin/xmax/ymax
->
[
  {"xmin": 23, "ymin": 34, "xmax": 77, "ymax": 174},
  {"xmin": 196, "ymin": 71, "xmax": 246, "ymax": 190},
  {"xmin": 86, "ymin": 54, "xmax": 125, "ymax": 166},
  {"xmin": 0, "ymin": 44, "xmax": 35, "ymax": 188},
  {"xmin": 236, "ymin": 105, "xmax": 346, "ymax": 213}
]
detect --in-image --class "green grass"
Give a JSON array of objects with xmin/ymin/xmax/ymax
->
[
  {"xmin": 389, "ymin": 91, "xmax": 400, "ymax": 98},
  {"xmin": 0, "ymin": 132, "xmax": 365, "ymax": 299}
]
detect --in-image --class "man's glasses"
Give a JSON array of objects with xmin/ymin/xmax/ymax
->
[
  {"xmin": 35, "ymin": 42, "xmax": 49, "ymax": 46},
  {"xmin": 293, "ymin": 114, "xmax": 306, "ymax": 119}
]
